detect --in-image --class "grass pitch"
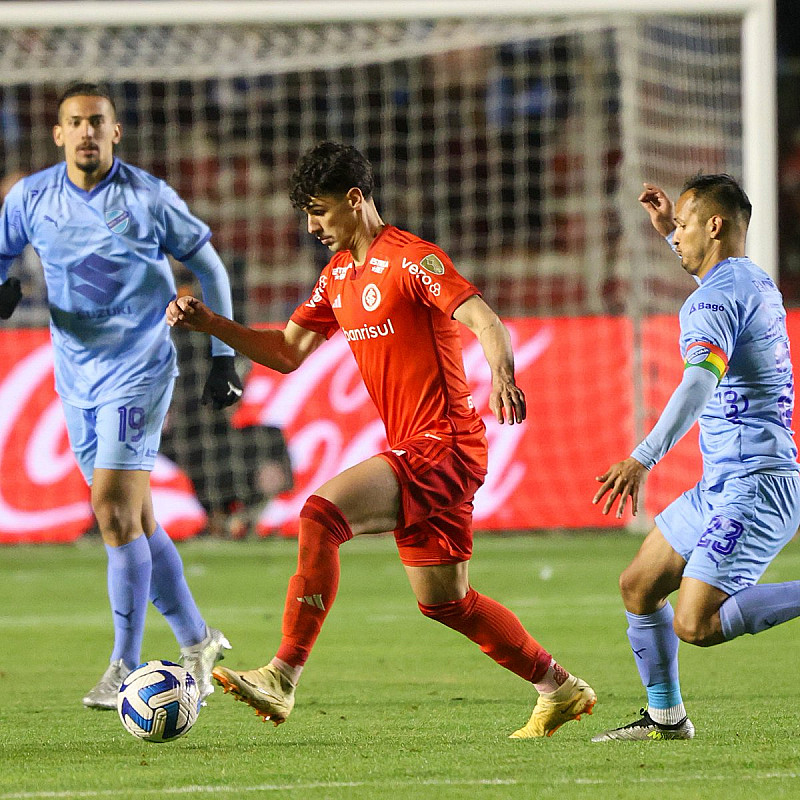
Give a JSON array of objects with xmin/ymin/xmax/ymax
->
[{"xmin": 2, "ymin": 532, "xmax": 800, "ymax": 800}]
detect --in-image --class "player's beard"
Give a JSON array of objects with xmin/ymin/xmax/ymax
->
[
  {"xmin": 75, "ymin": 154, "xmax": 101, "ymax": 173},
  {"xmin": 74, "ymin": 144, "xmax": 103, "ymax": 173}
]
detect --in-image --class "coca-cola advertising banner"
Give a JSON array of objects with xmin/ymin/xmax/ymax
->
[
  {"xmin": 0, "ymin": 329, "xmax": 207, "ymax": 543},
  {"xmin": 4, "ymin": 314, "xmax": 799, "ymax": 543}
]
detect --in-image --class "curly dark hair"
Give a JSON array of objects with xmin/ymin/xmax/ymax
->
[
  {"xmin": 681, "ymin": 173, "xmax": 751, "ymax": 225},
  {"xmin": 289, "ymin": 141, "xmax": 374, "ymax": 209},
  {"xmin": 57, "ymin": 82, "xmax": 117, "ymax": 120}
]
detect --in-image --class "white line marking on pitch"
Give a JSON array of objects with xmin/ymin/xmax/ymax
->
[{"xmin": 3, "ymin": 774, "xmax": 800, "ymax": 799}]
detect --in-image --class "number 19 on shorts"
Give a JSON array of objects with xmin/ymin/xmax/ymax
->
[{"xmin": 118, "ymin": 405, "xmax": 146, "ymax": 443}]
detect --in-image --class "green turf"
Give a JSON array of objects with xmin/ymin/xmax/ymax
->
[{"xmin": 1, "ymin": 533, "xmax": 800, "ymax": 800}]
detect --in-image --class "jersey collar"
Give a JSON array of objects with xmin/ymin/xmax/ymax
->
[
  {"xmin": 352, "ymin": 224, "xmax": 393, "ymax": 274},
  {"xmin": 64, "ymin": 157, "xmax": 121, "ymax": 200},
  {"xmin": 701, "ymin": 257, "xmax": 746, "ymax": 284}
]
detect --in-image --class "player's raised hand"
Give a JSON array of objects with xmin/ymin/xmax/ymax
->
[
  {"xmin": 166, "ymin": 295, "xmax": 214, "ymax": 332},
  {"xmin": 489, "ymin": 379, "xmax": 526, "ymax": 425},
  {"xmin": 638, "ymin": 183, "xmax": 675, "ymax": 237},
  {"xmin": 593, "ymin": 456, "xmax": 648, "ymax": 518}
]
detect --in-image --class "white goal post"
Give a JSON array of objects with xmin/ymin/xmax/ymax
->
[{"xmin": 0, "ymin": 0, "xmax": 778, "ymax": 534}]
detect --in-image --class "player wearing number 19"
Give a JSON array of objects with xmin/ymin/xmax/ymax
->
[
  {"xmin": 592, "ymin": 174, "xmax": 800, "ymax": 741},
  {"xmin": 0, "ymin": 83, "xmax": 238, "ymax": 708}
]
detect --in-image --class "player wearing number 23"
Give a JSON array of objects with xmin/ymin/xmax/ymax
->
[
  {"xmin": 592, "ymin": 174, "xmax": 800, "ymax": 741},
  {"xmin": 0, "ymin": 83, "xmax": 238, "ymax": 708}
]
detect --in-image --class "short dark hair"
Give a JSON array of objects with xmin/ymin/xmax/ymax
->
[
  {"xmin": 289, "ymin": 141, "xmax": 374, "ymax": 209},
  {"xmin": 57, "ymin": 82, "xmax": 117, "ymax": 119},
  {"xmin": 681, "ymin": 173, "xmax": 752, "ymax": 225}
]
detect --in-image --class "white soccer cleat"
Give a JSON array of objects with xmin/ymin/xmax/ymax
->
[
  {"xmin": 83, "ymin": 658, "xmax": 131, "ymax": 709},
  {"xmin": 180, "ymin": 626, "xmax": 232, "ymax": 702}
]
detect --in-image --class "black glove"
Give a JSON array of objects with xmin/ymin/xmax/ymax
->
[
  {"xmin": 202, "ymin": 355, "xmax": 243, "ymax": 409},
  {"xmin": 0, "ymin": 277, "xmax": 22, "ymax": 320}
]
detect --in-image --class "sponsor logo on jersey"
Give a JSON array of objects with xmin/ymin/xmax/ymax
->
[
  {"xmin": 753, "ymin": 278, "xmax": 776, "ymax": 293},
  {"xmin": 362, "ymin": 283, "xmax": 382, "ymax": 311},
  {"xmin": 105, "ymin": 209, "xmax": 130, "ymax": 234},
  {"xmin": 332, "ymin": 295, "xmax": 342, "ymax": 309},
  {"xmin": 72, "ymin": 253, "xmax": 125, "ymax": 305},
  {"xmin": 689, "ymin": 301, "xmax": 725, "ymax": 314},
  {"xmin": 370, "ymin": 257, "xmax": 389, "ymax": 273},
  {"xmin": 420, "ymin": 253, "xmax": 445, "ymax": 275},
  {"xmin": 305, "ymin": 274, "xmax": 328, "ymax": 308},
  {"xmin": 332, "ymin": 263, "xmax": 353, "ymax": 281},
  {"xmin": 401, "ymin": 257, "xmax": 441, "ymax": 296},
  {"xmin": 75, "ymin": 304, "xmax": 132, "ymax": 320},
  {"xmin": 342, "ymin": 318, "xmax": 396, "ymax": 342}
]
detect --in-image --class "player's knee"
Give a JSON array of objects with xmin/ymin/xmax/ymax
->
[
  {"xmin": 92, "ymin": 499, "xmax": 141, "ymax": 543},
  {"xmin": 418, "ymin": 589, "xmax": 475, "ymax": 623},
  {"xmin": 619, "ymin": 566, "xmax": 653, "ymax": 611},
  {"xmin": 299, "ymin": 495, "xmax": 353, "ymax": 547},
  {"xmin": 672, "ymin": 612, "xmax": 717, "ymax": 647}
]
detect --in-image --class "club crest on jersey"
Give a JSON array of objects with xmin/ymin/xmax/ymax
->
[
  {"xmin": 105, "ymin": 209, "xmax": 130, "ymax": 234},
  {"xmin": 420, "ymin": 253, "xmax": 445, "ymax": 275},
  {"xmin": 362, "ymin": 283, "xmax": 382, "ymax": 311}
]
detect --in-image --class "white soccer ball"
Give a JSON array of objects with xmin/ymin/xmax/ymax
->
[{"xmin": 117, "ymin": 660, "xmax": 201, "ymax": 743}]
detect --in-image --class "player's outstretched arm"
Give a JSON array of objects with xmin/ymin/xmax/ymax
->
[
  {"xmin": 639, "ymin": 183, "xmax": 676, "ymax": 237},
  {"xmin": 454, "ymin": 294, "xmax": 525, "ymax": 425},
  {"xmin": 593, "ymin": 366, "xmax": 718, "ymax": 518},
  {"xmin": 166, "ymin": 296, "xmax": 325, "ymax": 373}
]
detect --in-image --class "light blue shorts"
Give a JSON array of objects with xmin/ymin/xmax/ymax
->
[
  {"xmin": 61, "ymin": 379, "xmax": 174, "ymax": 485},
  {"xmin": 656, "ymin": 472, "xmax": 800, "ymax": 595}
]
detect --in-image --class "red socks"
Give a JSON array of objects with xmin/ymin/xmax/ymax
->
[
  {"xmin": 418, "ymin": 588, "xmax": 552, "ymax": 683},
  {"xmin": 276, "ymin": 495, "xmax": 550, "ymax": 685},
  {"xmin": 275, "ymin": 495, "xmax": 353, "ymax": 668}
]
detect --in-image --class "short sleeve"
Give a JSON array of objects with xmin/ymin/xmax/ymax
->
[
  {"xmin": 0, "ymin": 179, "xmax": 30, "ymax": 279},
  {"xmin": 397, "ymin": 242, "xmax": 479, "ymax": 317},
  {"xmin": 680, "ymin": 289, "xmax": 736, "ymax": 382},
  {"xmin": 290, "ymin": 270, "xmax": 339, "ymax": 339},
  {"xmin": 155, "ymin": 182, "xmax": 212, "ymax": 262}
]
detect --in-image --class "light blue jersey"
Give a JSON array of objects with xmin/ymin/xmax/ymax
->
[
  {"xmin": 0, "ymin": 158, "xmax": 211, "ymax": 407},
  {"xmin": 679, "ymin": 256, "xmax": 797, "ymax": 485}
]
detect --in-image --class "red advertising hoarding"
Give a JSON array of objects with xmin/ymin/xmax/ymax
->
[{"xmin": 2, "ymin": 313, "xmax": 798, "ymax": 543}]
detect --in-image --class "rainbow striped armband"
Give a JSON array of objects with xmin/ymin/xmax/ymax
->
[{"xmin": 683, "ymin": 341, "xmax": 728, "ymax": 384}]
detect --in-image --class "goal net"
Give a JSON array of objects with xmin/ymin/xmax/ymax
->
[{"xmin": 0, "ymin": 2, "xmax": 773, "ymax": 538}]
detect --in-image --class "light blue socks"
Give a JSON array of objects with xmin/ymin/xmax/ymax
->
[
  {"xmin": 146, "ymin": 524, "xmax": 206, "ymax": 647},
  {"xmin": 626, "ymin": 603, "xmax": 684, "ymax": 718},
  {"xmin": 720, "ymin": 580, "xmax": 800, "ymax": 639},
  {"xmin": 106, "ymin": 535, "xmax": 152, "ymax": 669}
]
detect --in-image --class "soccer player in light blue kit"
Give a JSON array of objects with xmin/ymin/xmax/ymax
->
[
  {"xmin": 0, "ymin": 83, "xmax": 239, "ymax": 709},
  {"xmin": 592, "ymin": 174, "xmax": 800, "ymax": 740}
]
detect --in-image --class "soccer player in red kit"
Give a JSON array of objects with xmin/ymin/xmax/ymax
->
[{"xmin": 166, "ymin": 142, "xmax": 596, "ymax": 738}]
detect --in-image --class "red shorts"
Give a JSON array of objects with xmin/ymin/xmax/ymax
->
[{"xmin": 377, "ymin": 431, "xmax": 488, "ymax": 567}]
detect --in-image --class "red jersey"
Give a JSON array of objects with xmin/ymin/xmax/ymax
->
[{"xmin": 290, "ymin": 226, "xmax": 485, "ymax": 446}]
